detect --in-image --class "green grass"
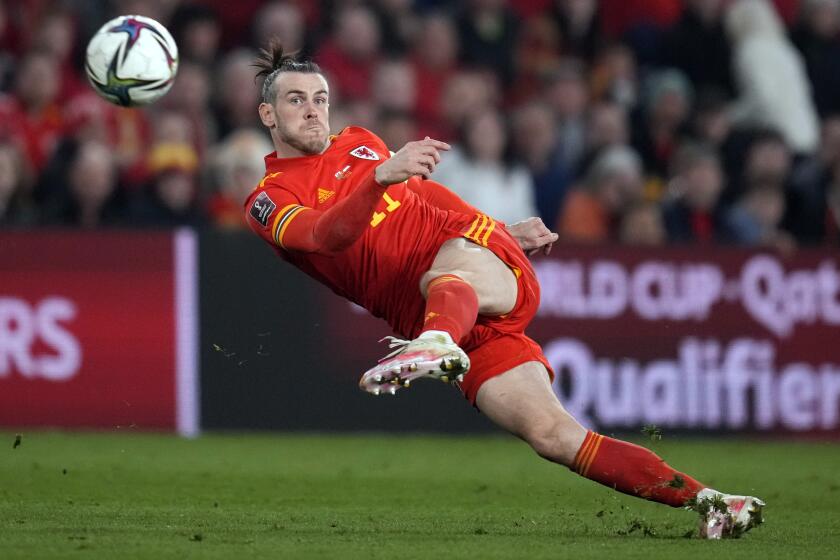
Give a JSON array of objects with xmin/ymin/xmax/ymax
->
[{"xmin": 1, "ymin": 432, "xmax": 838, "ymax": 559}]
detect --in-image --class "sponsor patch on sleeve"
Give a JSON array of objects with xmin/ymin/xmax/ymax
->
[{"xmin": 249, "ymin": 191, "xmax": 277, "ymax": 227}]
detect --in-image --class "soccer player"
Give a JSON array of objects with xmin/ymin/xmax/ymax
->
[{"xmin": 244, "ymin": 41, "xmax": 764, "ymax": 539}]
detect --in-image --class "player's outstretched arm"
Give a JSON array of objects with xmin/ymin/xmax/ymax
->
[
  {"xmin": 279, "ymin": 170, "xmax": 386, "ymax": 253},
  {"xmin": 264, "ymin": 138, "xmax": 450, "ymax": 254},
  {"xmin": 506, "ymin": 217, "xmax": 559, "ymax": 256}
]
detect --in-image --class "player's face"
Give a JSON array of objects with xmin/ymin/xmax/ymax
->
[{"xmin": 269, "ymin": 72, "xmax": 330, "ymax": 156}]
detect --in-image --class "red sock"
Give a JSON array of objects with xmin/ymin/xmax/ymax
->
[
  {"xmin": 421, "ymin": 274, "xmax": 479, "ymax": 344},
  {"xmin": 573, "ymin": 431, "xmax": 705, "ymax": 508}
]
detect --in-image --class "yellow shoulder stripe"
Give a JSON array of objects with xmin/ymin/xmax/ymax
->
[{"xmin": 257, "ymin": 171, "xmax": 283, "ymax": 190}]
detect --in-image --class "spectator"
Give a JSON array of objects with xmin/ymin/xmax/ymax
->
[
  {"xmin": 734, "ymin": 129, "xmax": 793, "ymax": 201},
  {"xmin": 57, "ymin": 92, "xmax": 151, "ymax": 189},
  {"xmin": 213, "ymin": 49, "xmax": 261, "ymax": 139},
  {"xmin": 543, "ymin": 60, "xmax": 589, "ymax": 174},
  {"xmin": 725, "ymin": 0, "xmax": 819, "ymax": 153},
  {"xmin": 371, "ymin": 0, "xmax": 418, "ymax": 55},
  {"xmin": 632, "ymin": 68, "xmax": 693, "ymax": 180},
  {"xmin": 511, "ymin": 102, "xmax": 572, "ymax": 224},
  {"xmin": 790, "ymin": 0, "xmax": 840, "ymax": 117},
  {"xmin": 690, "ymin": 88, "xmax": 733, "ymax": 149},
  {"xmin": 30, "ymin": 10, "xmax": 86, "ymax": 99},
  {"xmin": 556, "ymin": 145, "xmax": 644, "ymax": 242},
  {"xmin": 316, "ymin": 4, "xmax": 380, "ymax": 102},
  {"xmin": 152, "ymin": 111, "xmax": 195, "ymax": 145},
  {"xmin": 0, "ymin": 142, "xmax": 35, "ymax": 226},
  {"xmin": 824, "ymin": 175, "xmax": 840, "ymax": 245},
  {"xmin": 251, "ymin": 1, "xmax": 306, "ymax": 56},
  {"xmin": 131, "ymin": 142, "xmax": 204, "ymax": 227},
  {"xmin": 788, "ymin": 116, "xmax": 840, "ymax": 242},
  {"xmin": 410, "ymin": 12, "xmax": 460, "ymax": 138},
  {"xmin": 619, "ymin": 200, "xmax": 666, "ymax": 245},
  {"xmin": 207, "ymin": 128, "xmax": 273, "ymax": 229},
  {"xmin": 578, "ymin": 101, "xmax": 629, "ymax": 177},
  {"xmin": 432, "ymin": 110, "xmax": 537, "ymax": 224},
  {"xmin": 161, "ymin": 61, "xmax": 215, "ymax": 156},
  {"xmin": 438, "ymin": 70, "xmax": 499, "ymax": 142},
  {"xmin": 725, "ymin": 180, "xmax": 795, "ymax": 250},
  {"xmin": 663, "ymin": 0, "xmax": 735, "ymax": 95},
  {"xmin": 661, "ymin": 143, "xmax": 728, "ymax": 243},
  {"xmin": 329, "ymin": 99, "xmax": 379, "ymax": 135},
  {"xmin": 589, "ymin": 43, "xmax": 638, "ymax": 109},
  {"xmin": 550, "ymin": 0, "xmax": 603, "ymax": 59},
  {"xmin": 456, "ymin": 0, "xmax": 520, "ymax": 85},
  {"xmin": 512, "ymin": 14, "xmax": 562, "ymax": 104},
  {"xmin": 45, "ymin": 140, "xmax": 123, "ymax": 228},
  {"xmin": 377, "ymin": 110, "xmax": 417, "ymax": 153},
  {"xmin": 170, "ymin": 4, "xmax": 222, "ymax": 66},
  {"xmin": 371, "ymin": 58, "xmax": 416, "ymax": 115},
  {"xmin": 0, "ymin": 50, "xmax": 63, "ymax": 173}
]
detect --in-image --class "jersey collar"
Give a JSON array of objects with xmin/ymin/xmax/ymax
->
[{"xmin": 263, "ymin": 131, "xmax": 343, "ymax": 173}]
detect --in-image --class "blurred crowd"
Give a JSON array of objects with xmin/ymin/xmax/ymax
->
[{"xmin": 1, "ymin": 0, "xmax": 840, "ymax": 249}]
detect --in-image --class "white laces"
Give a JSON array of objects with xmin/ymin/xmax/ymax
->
[{"xmin": 378, "ymin": 336, "xmax": 411, "ymax": 361}]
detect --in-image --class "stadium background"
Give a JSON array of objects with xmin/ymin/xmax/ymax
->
[
  {"xmin": 2, "ymin": 0, "xmax": 839, "ymax": 436},
  {"xmin": 2, "ymin": 1, "xmax": 840, "ymax": 557}
]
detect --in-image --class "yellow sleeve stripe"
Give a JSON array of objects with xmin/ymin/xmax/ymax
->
[
  {"xmin": 480, "ymin": 217, "xmax": 496, "ymax": 246},
  {"xmin": 464, "ymin": 213, "xmax": 495, "ymax": 247},
  {"xmin": 464, "ymin": 214, "xmax": 482, "ymax": 239},
  {"xmin": 271, "ymin": 204, "xmax": 298, "ymax": 241},
  {"xmin": 273, "ymin": 205, "xmax": 309, "ymax": 248}
]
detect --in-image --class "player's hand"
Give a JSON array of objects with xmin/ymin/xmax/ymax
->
[
  {"xmin": 374, "ymin": 137, "xmax": 450, "ymax": 185},
  {"xmin": 507, "ymin": 217, "xmax": 559, "ymax": 257}
]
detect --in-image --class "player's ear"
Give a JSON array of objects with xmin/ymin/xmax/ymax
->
[{"xmin": 259, "ymin": 102, "xmax": 277, "ymax": 129}]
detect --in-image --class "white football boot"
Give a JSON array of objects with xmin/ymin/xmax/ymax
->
[
  {"xmin": 694, "ymin": 488, "xmax": 765, "ymax": 539},
  {"xmin": 359, "ymin": 331, "xmax": 470, "ymax": 395}
]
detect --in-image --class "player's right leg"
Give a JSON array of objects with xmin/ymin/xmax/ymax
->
[
  {"xmin": 360, "ymin": 237, "xmax": 516, "ymax": 393},
  {"xmin": 476, "ymin": 360, "xmax": 765, "ymax": 539}
]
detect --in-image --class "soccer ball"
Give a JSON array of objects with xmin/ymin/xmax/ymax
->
[{"xmin": 85, "ymin": 15, "xmax": 178, "ymax": 107}]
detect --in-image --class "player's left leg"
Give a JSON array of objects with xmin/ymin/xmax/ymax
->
[{"xmin": 476, "ymin": 360, "xmax": 765, "ymax": 539}]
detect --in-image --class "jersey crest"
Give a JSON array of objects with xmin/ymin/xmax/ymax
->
[{"xmin": 350, "ymin": 145, "xmax": 380, "ymax": 161}]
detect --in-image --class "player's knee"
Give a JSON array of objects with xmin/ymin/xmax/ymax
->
[{"xmin": 419, "ymin": 268, "xmax": 477, "ymax": 294}]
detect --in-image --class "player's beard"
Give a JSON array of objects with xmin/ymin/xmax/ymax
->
[{"xmin": 276, "ymin": 117, "xmax": 329, "ymax": 155}]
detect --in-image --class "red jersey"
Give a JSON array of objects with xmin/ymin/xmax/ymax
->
[{"xmin": 244, "ymin": 127, "xmax": 483, "ymax": 337}]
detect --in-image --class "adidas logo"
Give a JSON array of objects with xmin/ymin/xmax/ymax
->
[{"xmin": 318, "ymin": 188, "xmax": 335, "ymax": 203}]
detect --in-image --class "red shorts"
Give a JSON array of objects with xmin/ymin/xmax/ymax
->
[{"xmin": 452, "ymin": 215, "xmax": 555, "ymax": 404}]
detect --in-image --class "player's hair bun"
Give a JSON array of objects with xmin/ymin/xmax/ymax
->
[
  {"xmin": 253, "ymin": 38, "xmax": 322, "ymax": 102},
  {"xmin": 254, "ymin": 38, "xmax": 290, "ymax": 79}
]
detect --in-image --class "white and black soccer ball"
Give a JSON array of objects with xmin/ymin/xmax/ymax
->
[{"xmin": 85, "ymin": 15, "xmax": 178, "ymax": 107}]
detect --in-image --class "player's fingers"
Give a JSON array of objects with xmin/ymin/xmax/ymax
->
[
  {"xmin": 419, "ymin": 137, "xmax": 451, "ymax": 151},
  {"xmin": 416, "ymin": 154, "xmax": 437, "ymax": 174},
  {"xmin": 541, "ymin": 233, "xmax": 558, "ymax": 255},
  {"xmin": 412, "ymin": 163, "xmax": 432, "ymax": 179},
  {"xmin": 543, "ymin": 242, "xmax": 554, "ymax": 256},
  {"xmin": 414, "ymin": 145, "xmax": 442, "ymax": 164},
  {"xmin": 536, "ymin": 224, "xmax": 553, "ymax": 236}
]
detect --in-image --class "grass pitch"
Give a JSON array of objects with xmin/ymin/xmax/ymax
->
[{"xmin": 1, "ymin": 432, "xmax": 838, "ymax": 559}]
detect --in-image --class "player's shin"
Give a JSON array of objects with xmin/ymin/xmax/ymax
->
[
  {"xmin": 419, "ymin": 274, "xmax": 478, "ymax": 344},
  {"xmin": 571, "ymin": 431, "xmax": 705, "ymax": 508}
]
